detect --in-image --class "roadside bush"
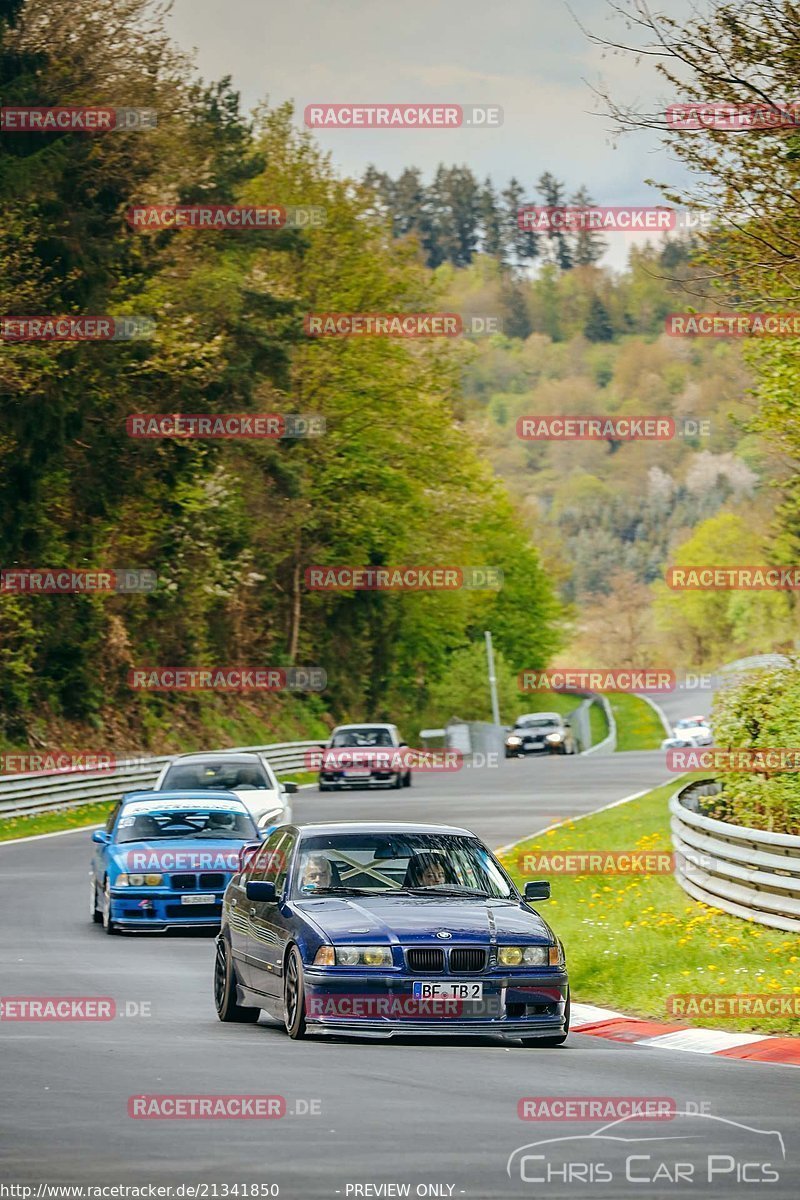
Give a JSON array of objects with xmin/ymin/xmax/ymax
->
[{"xmin": 707, "ymin": 665, "xmax": 800, "ymax": 834}]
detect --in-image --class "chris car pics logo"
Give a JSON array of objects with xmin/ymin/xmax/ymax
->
[{"xmin": 507, "ymin": 1112, "xmax": 785, "ymax": 1186}]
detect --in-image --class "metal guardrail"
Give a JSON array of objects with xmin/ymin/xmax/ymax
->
[
  {"xmin": 0, "ymin": 741, "xmax": 322, "ymax": 820},
  {"xmin": 670, "ymin": 779, "xmax": 800, "ymax": 933},
  {"xmin": 575, "ymin": 692, "xmax": 616, "ymax": 755}
]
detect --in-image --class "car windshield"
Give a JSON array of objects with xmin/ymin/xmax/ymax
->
[
  {"xmin": 160, "ymin": 760, "xmax": 273, "ymax": 791},
  {"xmin": 516, "ymin": 716, "xmax": 560, "ymax": 729},
  {"xmin": 293, "ymin": 833, "xmax": 514, "ymax": 899},
  {"xmin": 330, "ymin": 728, "xmax": 394, "ymax": 748},
  {"xmin": 115, "ymin": 806, "xmax": 258, "ymax": 842}
]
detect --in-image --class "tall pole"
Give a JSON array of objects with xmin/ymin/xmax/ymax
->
[{"xmin": 485, "ymin": 629, "xmax": 501, "ymax": 726}]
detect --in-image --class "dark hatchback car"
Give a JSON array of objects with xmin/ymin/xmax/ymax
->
[
  {"xmin": 214, "ymin": 821, "xmax": 569, "ymax": 1044},
  {"xmin": 505, "ymin": 713, "xmax": 577, "ymax": 757}
]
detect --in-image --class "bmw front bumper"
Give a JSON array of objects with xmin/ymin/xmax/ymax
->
[
  {"xmin": 108, "ymin": 887, "xmax": 226, "ymax": 931},
  {"xmin": 302, "ymin": 968, "xmax": 569, "ymax": 1040}
]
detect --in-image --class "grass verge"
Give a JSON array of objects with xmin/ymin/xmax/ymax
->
[
  {"xmin": 0, "ymin": 800, "xmax": 114, "ymax": 843},
  {"xmin": 610, "ymin": 692, "xmax": 666, "ymax": 751},
  {"xmin": 497, "ymin": 778, "xmax": 800, "ymax": 1036}
]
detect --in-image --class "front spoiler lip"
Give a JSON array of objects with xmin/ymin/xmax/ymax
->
[
  {"xmin": 110, "ymin": 920, "xmax": 221, "ymax": 932},
  {"xmin": 307, "ymin": 1018, "xmax": 567, "ymax": 1040}
]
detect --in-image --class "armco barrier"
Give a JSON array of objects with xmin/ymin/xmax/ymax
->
[
  {"xmin": 0, "ymin": 741, "xmax": 322, "ymax": 820},
  {"xmin": 670, "ymin": 779, "xmax": 800, "ymax": 933}
]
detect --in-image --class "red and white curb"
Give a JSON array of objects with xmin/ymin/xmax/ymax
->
[{"xmin": 572, "ymin": 1002, "xmax": 800, "ymax": 1066}]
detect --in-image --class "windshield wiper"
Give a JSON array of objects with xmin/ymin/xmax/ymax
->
[
  {"xmin": 308, "ymin": 886, "xmax": 376, "ymax": 895},
  {"xmin": 400, "ymin": 886, "xmax": 491, "ymax": 898}
]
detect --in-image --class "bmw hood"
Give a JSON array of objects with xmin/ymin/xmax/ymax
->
[{"xmin": 293, "ymin": 896, "xmax": 554, "ymax": 943}]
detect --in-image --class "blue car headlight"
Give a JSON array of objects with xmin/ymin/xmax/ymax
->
[
  {"xmin": 498, "ymin": 945, "xmax": 562, "ymax": 966},
  {"xmin": 116, "ymin": 873, "xmax": 164, "ymax": 887},
  {"xmin": 314, "ymin": 945, "xmax": 392, "ymax": 967}
]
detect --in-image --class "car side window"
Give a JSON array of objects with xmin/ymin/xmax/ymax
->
[
  {"xmin": 106, "ymin": 801, "xmax": 122, "ymax": 834},
  {"xmin": 249, "ymin": 830, "xmax": 287, "ymax": 883}
]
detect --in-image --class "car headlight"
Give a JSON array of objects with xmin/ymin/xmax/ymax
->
[
  {"xmin": 506, "ymin": 735, "xmax": 522, "ymax": 746},
  {"xmin": 115, "ymin": 873, "xmax": 163, "ymax": 887},
  {"xmin": 545, "ymin": 732, "xmax": 563, "ymax": 743},
  {"xmin": 329, "ymin": 945, "xmax": 393, "ymax": 967},
  {"xmin": 498, "ymin": 945, "xmax": 561, "ymax": 966}
]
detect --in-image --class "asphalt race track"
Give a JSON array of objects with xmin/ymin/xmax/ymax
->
[{"xmin": 1, "ymin": 748, "xmax": 798, "ymax": 1199}]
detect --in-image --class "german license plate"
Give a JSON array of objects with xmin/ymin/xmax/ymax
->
[
  {"xmin": 181, "ymin": 893, "xmax": 217, "ymax": 905},
  {"xmin": 344, "ymin": 769, "xmax": 371, "ymax": 778},
  {"xmin": 412, "ymin": 981, "xmax": 483, "ymax": 1000}
]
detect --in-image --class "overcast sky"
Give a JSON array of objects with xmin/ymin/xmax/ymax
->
[{"xmin": 165, "ymin": 0, "xmax": 694, "ymax": 269}]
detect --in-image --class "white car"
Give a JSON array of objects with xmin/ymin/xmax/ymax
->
[
  {"xmin": 153, "ymin": 752, "xmax": 296, "ymax": 829},
  {"xmin": 672, "ymin": 716, "xmax": 713, "ymax": 746}
]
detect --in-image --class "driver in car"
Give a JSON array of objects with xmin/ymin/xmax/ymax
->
[
  {"xmin": 405, "ymin": 852, "xmax": 449, "ymax": 887},
  {"xmin": 300, "ymin": 854, "xmax": 333, "ymax": 892}
]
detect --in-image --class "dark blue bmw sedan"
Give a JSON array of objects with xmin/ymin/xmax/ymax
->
[{"xmin": 214, "ymin": 822, "xmax": 569, "ymax": 1045}]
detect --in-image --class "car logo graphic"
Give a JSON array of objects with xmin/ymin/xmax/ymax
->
[{"xmin": 435, "ymin": 930, "xmax": 452, "ymax": 939}]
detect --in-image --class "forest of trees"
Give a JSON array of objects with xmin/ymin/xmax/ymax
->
[
  {"xmin": 0, "ymin": 0, "xmax": 563, "ymax": 746},
  {"xmin": 362, "ymin": 165, "xmax": 608, "ymax": 270},
  {"xmin": 4, "ymin": 0, "xmax": 800, "ymax": 749}
]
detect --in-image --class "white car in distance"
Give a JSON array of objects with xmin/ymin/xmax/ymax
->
[{"xmin": 153, "ymin": 751, "xmax": 296, "ymax": 830}]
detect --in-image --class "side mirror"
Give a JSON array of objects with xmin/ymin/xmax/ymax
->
[
  {"xmin": 239, "ymin": 842, "xmax": 262, "ymax": 872},
  {"xmin": 399, "ymin": 742, "xmax": 408, "ymax": 748},
  {"xmin": 282, "ymin": 781, "xmax": 298, "ymax": 795},
  {"xmin": 92, "ymin": 829, "xmax": 109, "ymax": 844},
  {"xmin": 524, "ymin": 880, "xmax": 551, "ymax": 902},
  {"xmin": 246, "ymin": 880, "xmax": 277, "ymax": 902}
]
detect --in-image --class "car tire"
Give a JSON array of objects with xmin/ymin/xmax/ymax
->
[
  {"xmin": 392, "ymin": 772, "xmax": 403, "ymax": 789},
  {"xmin": 283, "ymin": 945, "xmax": 307, "ymax": 1039},
  {"xmin": 214, "ymin": 938, "xmax": 260, "ymax": 1023},
  {"xmin": 403, "ymin": 771, "xmax": 412, "ymax": 788},
  {"xmin": 520, "ymin": 991, "xmax": 570, "ymax": 1047},
  {"xmin": 102, "ymin": 878, "xmax": 117, "ymax": 935},
  {"xmin": 318, "ymin": 782, "xmax": 330, "ymax": 792},
  {"xmin": 90, "ymin": 876, "xmax": 103, "ymax": 924}
]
